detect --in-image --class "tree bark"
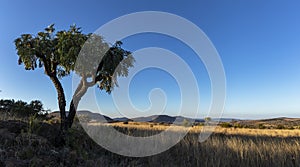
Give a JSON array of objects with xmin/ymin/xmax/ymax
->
[
  {"xmin": 66, "ymin": 76, "xmax": 93, "ymax": 128},
  {"xmin": 49, "ymin": 75, "xmax": 67, "ymax": 130},
  {"xmin": 67, "ymin": 85, "xmax": 89, "ymax": 128},
  {"xmin": 67, "ymin": 99, "xmax": 79, "ymax": 128},
  {"xmin": 40, "ymin": 56, "xmax": 67, "ymax": 130}
]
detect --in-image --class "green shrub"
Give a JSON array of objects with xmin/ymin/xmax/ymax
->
[
  {"xmin": 28, "ymin": 114, "xmax": 41, "ymax": 133},
  {"xmin": 276, "ymin": 124, "xmax": 285, "ymax": 129},
  {"xmin": 258, "ymin": 123, "xmax": 266, "ymax": 129},
  {"xmin": 182, "ymin": 119, "xmax": 191, "ymax": 127},
  {"xmin": 220, "ymin": 122, "xmax": 232, "ymax": 128},
  {"xmin": 233, "ymin": 123, "xmax": 243, "ymax": 128}
]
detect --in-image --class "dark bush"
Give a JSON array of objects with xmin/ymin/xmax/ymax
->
[
  {"xmin": 276, "ymin": 124, "xmax": 285, "ymax": 129},
  {"xmin": 0, "ymin": 99, "xmax": 49, "ymax": 119},
  {"xmin": 220, "ymin": 122, "xmax": 232, "ymax": 128},
  {"xmin": 233, "ymin": 123, "xmax": 243, "ymax": 128},
  {"xmin": 258, "ymin": 124, "xmax": 266, "ymax": 129}
]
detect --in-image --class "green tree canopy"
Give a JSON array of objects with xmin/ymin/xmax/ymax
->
[
  {"xmin": 0, "ymin": 99, "xmax": 48, "ymax": 118},
  {"xmin": 14, "ymin": 24, "xmax": 134, "ymax": 130}
]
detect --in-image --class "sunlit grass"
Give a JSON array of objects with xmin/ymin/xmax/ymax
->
[
  {"xmin": 80, "ymin": 121, "xmax": 300, "ymax": 166},
  {"xmin": 88, "ymin": 121, "xmax": 300, "ymax": 137},
  {"xmin": 2, "ymin": 114, "xmax": 300, "ymax": 166}
]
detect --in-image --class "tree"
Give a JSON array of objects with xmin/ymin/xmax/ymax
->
[
  {"xmin": 182, "ymin": 118, "xmax": 190, "ymax": 127},
  {"xmin": 204, "ymin": 117, "xmax": 212, "ymax": 123},
  {"xmin": 14, "ymin": 24, "xmax": 134, "ymax": 130},
  {"xmin": 0, "ymin": 99, "xmax": 48, "ymax": 118}
]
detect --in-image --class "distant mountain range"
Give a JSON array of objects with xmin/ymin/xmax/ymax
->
[
  {"xmin": 49, "ymin": 111, "xmax": 300, "ymax": 128},
  {"xmin": 49, "ymin": 110, "xmax": 239, "ymax": 124},
  {"xmin": 235, "ymin": 117, "xmax": 300, "ymax": 128}
]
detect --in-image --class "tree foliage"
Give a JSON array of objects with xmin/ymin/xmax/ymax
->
[
  {"xmin": 15, "ymin": 24, "xmax": 88, "ymax": 76},
  {"xmin": 204, "ymin": 117, "xmax": 212, "ymax": 122},
  {"xmin": 0, "ymin": 99, "xmax": 48, "ymax": 118},
  {"xmin": 14, "ymin": 24, "xmax": 134, "ymax": 130}
]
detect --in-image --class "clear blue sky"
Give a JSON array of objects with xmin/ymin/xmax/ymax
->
[{"xmin": 0, "ymin": 0, "xmax": 300, "ymax": 119}]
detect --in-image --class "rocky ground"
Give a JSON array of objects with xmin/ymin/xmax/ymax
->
[{"xmin": 0, "ymin": 120, "xmax": 138, "ymax": 167}]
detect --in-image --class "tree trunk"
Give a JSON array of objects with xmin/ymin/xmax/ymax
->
[
  {"xmin": 67, "ymin": 99, "xmax": 79, "ymax": 128},
  {"xmin": 66, "ymin": 84, "xmax": 88, "ymax": 128},
  {"xmin": 49, "ymin": 75, "xmax": 67, "ymax": 130}
]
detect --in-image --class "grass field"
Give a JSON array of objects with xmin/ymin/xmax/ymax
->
[
  {"xmin": 82, "ymin": 121, "xmax": 300, "ymax": 166},
  {"xmin": 1, "ymin": 116, "xmax": 300, "ymax": 166},
  {"xmin": 89, "ymin": 121, "xmax": 300, "ymax": 137}
]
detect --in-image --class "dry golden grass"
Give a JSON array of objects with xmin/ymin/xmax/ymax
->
[
  {"xmin": 82, "ymin": 121, "xmax": 300, "ymax": 166},
  {"xmin": 211, "ymin": 127, "xmax": 300, "ymax": 137},
  {"xmin": 1, "ymin": 115, "xmax": 300, "ymax": 166},
  {"xmin": 88, "ymin": 121, "xmax": 300, "ymax": 137}
]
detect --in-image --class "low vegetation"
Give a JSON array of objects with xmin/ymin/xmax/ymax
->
[
  {"xmin": 1, "ymin": 99, "xmax": 300, "ymax": 166},
  {"xmin": 0, "ymin": 120, "xmax": 300, "ymax": 166},
  {"xmin": 0, "ymin": 99, "xmax": 49, "ymax": 121},
  {"xmin": 219, "ymin": 119, "xmax": 300, "ymax": 130}
]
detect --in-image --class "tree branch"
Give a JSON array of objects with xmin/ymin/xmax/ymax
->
[{"xmin": 36, "ymin": 53, "xmax": 52, "ymax": 76}]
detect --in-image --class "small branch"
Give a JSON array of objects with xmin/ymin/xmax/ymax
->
[
  {"xmin": 73, "ymin": 79, "xmax": 84, "ymax": 98},
  {"xmin": 37, "ymin": 54, "xmax": 52, "ymax": 76}
]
